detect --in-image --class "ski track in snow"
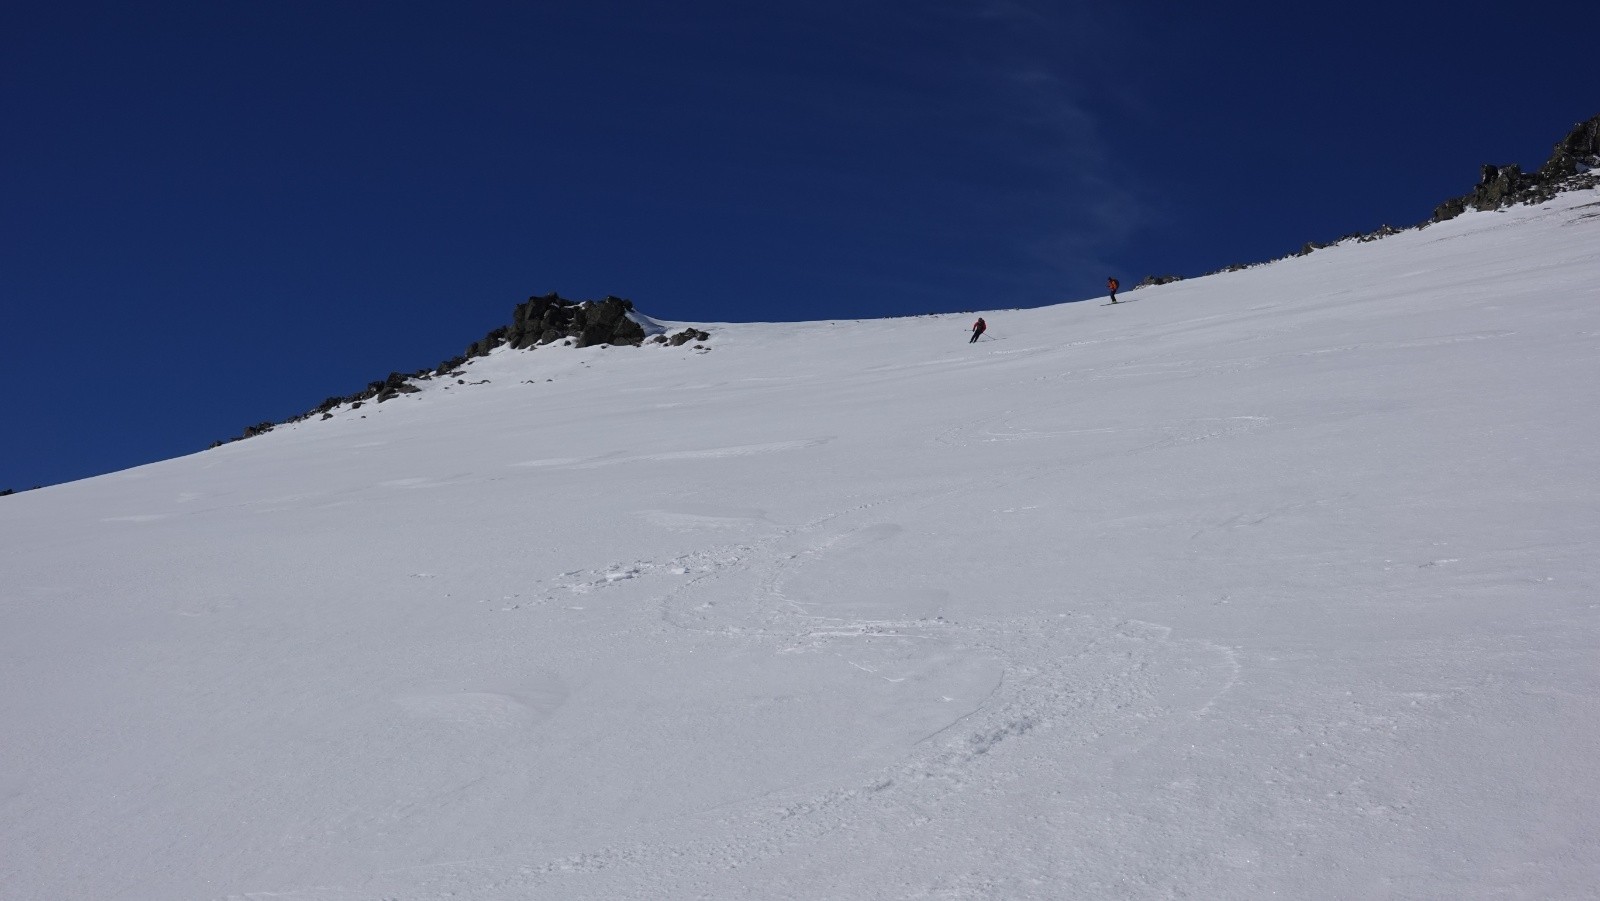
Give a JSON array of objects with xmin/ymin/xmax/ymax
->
[
  {"xmin": 221, "ymin": 471, "xmax": 1242, "ymax": 899},
  {"xmin": 270, "ymin": 473, "xmax": 1240, "ymax": 898}
]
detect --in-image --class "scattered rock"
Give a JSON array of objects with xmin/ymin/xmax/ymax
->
[
  {"xmin": 1135, "ymin": 275, "xmax": 1183, "ymax": 288},
  {"xmin": 1358, "ymin": 224, "xmax": 1401, "ymax": 243}
]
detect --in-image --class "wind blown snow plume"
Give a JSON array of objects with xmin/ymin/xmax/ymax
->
[{"xmin": 2, "ymin": 187, "xmax": 1598, "ymax": 898}]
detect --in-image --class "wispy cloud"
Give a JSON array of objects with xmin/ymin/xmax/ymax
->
[{"xmin": 939, "ymin": 0, "xmax": 1164, "ymax": 289}]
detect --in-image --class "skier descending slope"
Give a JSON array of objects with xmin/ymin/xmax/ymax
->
[
  {"xmin": 969, "ymin": 317, "xmax": 987, "ymax": 343},
  {"xmin": 1107, "ymin": 276, "xmax": 1120, "ymax": 303}
]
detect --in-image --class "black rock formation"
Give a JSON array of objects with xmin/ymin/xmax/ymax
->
[
  {"xmin": 665, "ymin": 328, "xmax": 711, "ymax": 346},
  {"xmin": 1195, "ymin": 114, "xmax": 1599, "ymax": 278},
  {"xmin": 1432, "ymin": 115, "xmax": 1600, "ymax": 222},
  {"xmin": 497, "ymin": 293, "xmax": 648, "ymax": 351},
  {"xmin": 216, "ymin": 293, "xmax": 708, "ymax": 447},
  {"xmin": 1196, "ymin": 116, "xmax": 1593, "ymax": 280}
]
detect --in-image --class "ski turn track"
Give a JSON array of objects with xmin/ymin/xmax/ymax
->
[{"xmin": 230, "ymin": 484, "xmax": 1241, "ymax": 899}]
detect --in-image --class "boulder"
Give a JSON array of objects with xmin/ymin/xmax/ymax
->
[{"xmin": 669, "ymin": 328, "xmax": 710, "ymax": 346}]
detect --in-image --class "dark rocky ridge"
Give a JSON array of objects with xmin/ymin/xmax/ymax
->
[
  {"xmin": 220, "ymin": 117, "xmax": 1596, "ymax": 446},
  {"xmin": 1432, "ymin": 116, "xmax": 1600, "ymax": 222},
  {"xmin": 216, "ymin": 294, "xmax": 711, "ymax": 446},
  {"xmin": 1135, "ymin": 275, "xmax": 1183, "ymax": 288},
  {"xmin": 1135, "ymin": 114, "xmax": 1599, "ymax": 289}
]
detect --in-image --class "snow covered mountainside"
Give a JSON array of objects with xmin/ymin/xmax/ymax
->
[{"xmin": 4, "ymin": 188, "xmax": 1599, "ymax": 900}]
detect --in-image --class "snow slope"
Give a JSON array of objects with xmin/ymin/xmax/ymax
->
[{"xmin": 3, "ymin": 189, "xmax": 1598, "ymax": 900}]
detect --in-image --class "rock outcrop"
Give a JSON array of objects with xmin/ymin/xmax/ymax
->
[
  {"xmin": 1541, "ymin": 115, "xmax": 1600, "ymax": 181},
  {"xmin": 1432, "ymin": 115, "xmax": 1600, "ymax": 222},
  {"xmin": 1190, "ymin": 115, "xmax": 1598, "ymax": 279},
  {"xmin": 501, "ymin": 293, "xmax": 647, "ymax": 351},
  {"xmin": 216, "ymin": 293, "xmax": 708, "ymax": 446},
  {"xmin": 662, "ymin": 328, "xmax": 711, "ymax": 346}
]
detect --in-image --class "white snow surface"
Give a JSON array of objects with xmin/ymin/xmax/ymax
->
[
  {"xmin": 4, "ymin": 191, "xmax": 1599, "ymax": 900},
  {"xmin": 625, "ymin": 308, "xmax": 669, "ymax": 337}
]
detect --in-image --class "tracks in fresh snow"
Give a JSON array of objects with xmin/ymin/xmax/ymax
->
[
  {"xmin": 227, "ymin": 432, "xmax": 1257, "ymax": 899},
  {"xmin": 230, "ymin": 508, "xmax": 1239, "ymax": 899},
  {"xmin": 229, "ymin": 471, "xmax": 1242, "ymax": 899},
  {"xmin": 462, "ymin": 484, "xmax": 1233, "ymax": 894}
]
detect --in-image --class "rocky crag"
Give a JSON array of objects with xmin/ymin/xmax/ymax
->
[
  {"xmin": 1137, "ymin": 114, "xmax": 1599, "ymax": 288},
  {"xmin": 1431, "ymin": 115, "xmax": 1600, "ymax": 222},
  {"xmin": 221, "ymin": 294, "xmax": 711, "ymax": 445}
]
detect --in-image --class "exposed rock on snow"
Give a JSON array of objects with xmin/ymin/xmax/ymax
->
[
  {"xmin": 500, "ymin": 293, "xmax": 647, "ymax": 351},
  {"xmin": 1179, "ymin": 114, "xmax": 1600, "ymax": 281},
  {"xmin": 663, "ymin": 328, "xmax": 711, "ymax": 346},
  {"xmin": 1432, "ymin": 113, "xmax": 1600, "ymax": 221},
  {"xmin": 1134, "ymin": 274, "xmax": 1184, "ymax": 289},
  {"xmin": 217, "ymin": 293, "xmax": 712, "ymax": 445}
]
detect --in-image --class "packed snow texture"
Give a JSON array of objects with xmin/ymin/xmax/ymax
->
[{"xmin": 3, "ymin": 191, "xmax": 1599, "ymax": 899}]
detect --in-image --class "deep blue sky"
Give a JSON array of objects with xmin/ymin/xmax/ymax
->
[{"xmin": 3, "ymin": 1, "xmax": 1596, "ymax": 490}]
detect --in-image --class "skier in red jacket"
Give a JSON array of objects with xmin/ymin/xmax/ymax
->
[
  {"xmin": 1107, "ymin": 276, "xmax": 1120, "ymax": 303},
  {"xmin": 969, "ymin": 317, "xmax": 987, "ymax": 343}
]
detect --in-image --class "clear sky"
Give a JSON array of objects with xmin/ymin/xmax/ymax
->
[{"xmin": 3, "ymin": 0, "xmax": 1596, "ymax": 491}]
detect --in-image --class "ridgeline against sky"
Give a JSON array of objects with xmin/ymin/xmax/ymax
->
[
  {"xmin": 4, "ymin": 183, "xmax": 1599, "ymax": 898},
  {"xmin": 3, "ymin": 1, "xmax": 1598, "ymax": 490}
]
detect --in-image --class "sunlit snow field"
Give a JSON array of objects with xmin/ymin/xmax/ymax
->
[{"xmin": 3, "ymin": 189, "xmax": 1598, "ymax": 899}]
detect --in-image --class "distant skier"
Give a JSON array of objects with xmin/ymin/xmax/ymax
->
[
  {"xmin": 1107, "ymin": 276, "xmax": 1120, "ymax": 303},
  {"xmin": 969, "ymin": 317, "xmax": 987, "ymax": 343}
]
